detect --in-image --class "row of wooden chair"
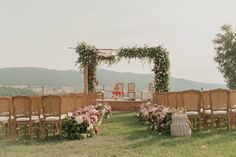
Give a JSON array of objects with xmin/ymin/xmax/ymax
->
[
  {"xmin": 153, "ymin": 89, "xmax": 236, "ymax": 131},
  {"xmin": 0, "ymin": 93, "xmax": 96, "ymax": 139}
]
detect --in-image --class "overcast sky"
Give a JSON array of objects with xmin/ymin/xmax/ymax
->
[{"xmin": 1, "ymin": 0, "xmax": 236, "ymax": 84}]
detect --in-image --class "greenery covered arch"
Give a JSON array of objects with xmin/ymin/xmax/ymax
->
[{"xmin": 75, "ymin": 42, "xmax": 170, "ymax": 93}]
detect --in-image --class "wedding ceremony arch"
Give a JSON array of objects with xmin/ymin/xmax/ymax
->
[{"xmin": 74, "ymin": 42, "xmax": 170, "ymax": 93}]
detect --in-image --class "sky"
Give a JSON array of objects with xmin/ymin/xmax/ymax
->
[{"xmin": 1, "ymin": 0, "xmax": 236, "ymax": 84}]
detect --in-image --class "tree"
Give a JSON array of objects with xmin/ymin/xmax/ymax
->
[{"xmin": 213, "ymin": 24, "xmax": 236, "ymax": 89}]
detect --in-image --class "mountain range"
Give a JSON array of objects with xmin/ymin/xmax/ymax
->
[{"xmin": 0, "ymin": 67, "xmax": 226, "ymax": 91}]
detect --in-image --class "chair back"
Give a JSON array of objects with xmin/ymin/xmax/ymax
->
[
  {"xmin": 128, "ymin": 83, "xmax": 135, "ymax": 92},
  {"xmin": 74, "ymin": 93, "xmax": 84, "ymax": 110},
  {"xmin": 0, "ymin": 97, "xmax": 11, "ymax": 119},
  {"xmin": 175, "ymin": 91, "xmax": 184, "ymax": 109},
  {"xmin": 209, "ymin": 89, "xmax": 229, "ymax": 111},
  {"xmin": 148, "ymin": 82, "xmax": 154, "ymax": 93},
  {"xmin": 115, "ymin": 83, "xmax": 124, "ymax": 92},
  {"xmin": 229, "ymin": 90, "xmax": 236, "ymax": 109},
  {"xmin": 60, "ymin": 95, "xmax": 70, "ymax": 114},
  {"xmin": 30, "ymin": 96, "xmax": 41, "ymax": 116},
  {"xmin": 167, "ymin": 92, "xmax": 177, "ymax": 109},
  {"xmin": 182, "ymin": 89, "xmax": 201, "ymax": 111},
  {"xmin": 202, "ymin": 91, "xmax": 210, "ymax": 110},
  {"xmin": 12, "ymin": 96, "xmax": 32, "ymax": 118},
  {"xmin": 42, "ymin": 95, "xmax": 61, "ymax": 117},
  {"xmin": 156, "ymin": 92, "xmax": 168, "ymax": 106},
  {"xmin": 86, "ymin": 93, "xmax": 96, "ymax": 105}
]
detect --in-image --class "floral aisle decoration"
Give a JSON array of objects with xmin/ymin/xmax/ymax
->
[
  {"xmin": 137, "ymin": 102, "xmax": 173, "ymax": 135},
  {"xmin": 62, "ymin": 103, "xmax": 112, "ymax": 140}
]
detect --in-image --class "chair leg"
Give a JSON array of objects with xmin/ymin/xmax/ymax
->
[
  {"xmin": 43, "ymin": 122, "xmax": 47, "ymax": 139},
  {"xmin": 24, "ymin": 125, "xmax": 27, "ymax": 136},
  {"xmin": 53, "ymin": 124, "xmax": 56, "ymax": 136},
  {"xmin": 197, "ymin": 118, "xmax": 201, "ymax": 131},
  {"xmin": 36, "ymin": 123, "xmax": 40, "ymax": 138},
  {"xmin": 5, "ymin": 123, "xmax": 8, "ymax": 137},
  {"xmin": 16, "ymin": 124, "xmax": 19, "ymax": 139},
  {"xmin": 29, "ymin": 122, "xmax": 32, "ymax": 140},
  {"xmin": 211, "ymin": 115, "xmax": 214, "ymax": 131},
  {"xmin": 227, "ymin": 115, "xmax": 230, "ymax": 131},
  {"xmin": 59, "ymin": 123, "xmax": 62, "ymax": 140}
]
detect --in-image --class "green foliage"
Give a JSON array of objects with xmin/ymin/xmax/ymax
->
[
  {"xmin": 213, "ymin": 24, "xmax": 236, "ymax": 89},
  {"xmin": 62, "ymin": 117, "xmax": 96, "ymax": 140},
  {"xmin": 0, "ymin": 86, "xmax": 37, "ymax": 96},
  {"xmin": 118, "ymin": 46, "xmax": 170, "ymax": 92},
  {"xmin": 75, "ymin": 42, "xmax": 170, "ymax": 92},
  {"xmin": 62, "ymin": 117, "xmax": 80, "ymax": 140},
  {"xmin": 75, "ymin": 42, "xmax": 116, "ymax": 92}
]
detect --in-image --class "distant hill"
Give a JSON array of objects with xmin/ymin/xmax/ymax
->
[{"xmin": 0, "ymin": 67, "xmax": 226, "ymax": 91}]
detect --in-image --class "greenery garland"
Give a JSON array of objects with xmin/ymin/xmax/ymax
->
[
  {"xmin": 118, "ymin": 46, "xmax": 170, "ymax": 92},
  {"xmin": 75, "ymin": 42, "xmax": 116, "ymax": 92},
  {"xmin": 75, "ymin": 42, "xmax": 170, "ymax": 92}
]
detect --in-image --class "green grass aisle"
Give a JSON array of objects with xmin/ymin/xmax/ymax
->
[{"xmin": 1, "ymin": 111, "xmax": 236, "ymax": 157}]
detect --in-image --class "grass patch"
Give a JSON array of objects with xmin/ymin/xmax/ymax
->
[{"xmin": 1, "ymin": 111, "xmax": 236, "ymax": 157}]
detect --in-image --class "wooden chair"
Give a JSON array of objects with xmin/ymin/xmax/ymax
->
[
  {"xmin": 152, "ymin": 92, "xmax": 158, "ymax": 104},
  {"xmin": 30, "ymin": 96, "xmax": 42, "ymax": 137},
  {"xmin": 12, "ymin": 96, "xmax": 39, "ymax": 139},
  {"xmin": 88, "ymin": 93, "xmax": 96, "ymax": 105},
  {"xmin": 61, "ymin": 94, "xmax": 73, "ymax": 117},
  {"xmin": 182, "ymin": 89, "xmax": 202, "ymax": 130},
  {"xmin": 74, "ymin": 93, "xmax": 84, "ymax": 110},
  {"xmin": 115, "ymin": 83, "xmax": 124, "ymax": 98},
  {"xmin": 127, "ymin": 83, "xmax": 136, "ymax": 99},
  {"xmin": 42, "ymin": 95, "xmax": 63, "ymax": 138},
  {"xmin": 31, "ymin": 96, "xmax": 42, "ymax": 119},
  {"xmin": 167, "ymin": 92, "xmax": 177, "ymax": 109},
  {"xmin": 175, "ymin": 91, "xmax": 184, "ymax": 109},
  {"xmin": 156, "ymin": 92, "xmax": 168, "ymax": 107},
  {"xmin": 229, "ymin": 90, "xmax": 236, "ymax": 127},
  {"xmin": 148, "ymin": 82, "xmax": 154, "ymax": 98},
  {"xmin": 206, "ymin": 89, "xmax": 230, "ymax": 130},
  {"xmin": 141, "ymin": 82, "xmax": 154, "ymax": 100},
  {"xmin": 0, "ymin": 97, "xmax": 11, "ymax": 136},
  {"xmin": 96, "ymin": 91, "xmax": 104, "ymax": 100},
  {"xmin": 83, "ymin": 94, "xmax": 89, "ymax": 107},
  {"xmin": 202, "ymin": 91, "xmax": 211, "ymax": 129}
]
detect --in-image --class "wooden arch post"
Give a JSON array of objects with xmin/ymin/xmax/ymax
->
[{"xmin": 84, "ymin": 64, "xmax": 88, "ymax": 94}]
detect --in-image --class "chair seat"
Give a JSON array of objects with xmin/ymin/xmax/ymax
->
[
  {"xmin": 205, "ymin": 110, "xmax": 227, "ymax": 115},
  {"xmin": 15, "ymin": 116, "xmax": 40, "ymax": 122},
  {"xmin": 44, "ymin": 114, "xmax": 67, "ymax": 121},
  {"xmin": 231, "ymin": 109, "xmax": 236, "ymax": 113},
  {"xmin": 186, "ymin": 111, "xmax": 199, "ymax": 116},
  {"xmin": 0, "ymin": 117, "xmax": 9, "ymax": 123}
]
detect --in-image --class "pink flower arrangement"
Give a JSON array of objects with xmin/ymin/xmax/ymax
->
[
  {"xmin": 137, "ymin": 102, "xmax": 173, "ymax": 135},
  {"xmin": 62, "ymin": 103, "xmax": 112, "ymax": 140}
]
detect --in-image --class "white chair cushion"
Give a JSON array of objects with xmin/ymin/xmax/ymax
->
[
  {"xmin": 186, "ymin": 111, "xmax": 199, "ymax": 116},
  {"xmin": 16, "ymin": 117, "xmax": 30, "ymax": 122},
  {"xmin": 232, "ymin": 109, "xmax": 236, "ymax": 113},
  {"xmin": 205, "ymin": 110, "xmax": 227, "ymax": 115},
  {"xmin": 44, "ymin": 114, "xmax": 67, "ymax": 121},
  {"xmin": 0, "ymin": 117, "xmax": 9, "ymax": 123},
  {"xmin": 15, "ymin": 116, "xmax": 40, "ymax": 122}
]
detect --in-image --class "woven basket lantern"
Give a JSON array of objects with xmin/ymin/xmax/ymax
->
[{"xmin": 170, "ymin": 112, "xmax": 192, "ymax": 137}]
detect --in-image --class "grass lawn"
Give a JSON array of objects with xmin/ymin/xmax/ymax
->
[{"xmin": 1, "ymin": 111, "xmax": 236, "ymax": 157}]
